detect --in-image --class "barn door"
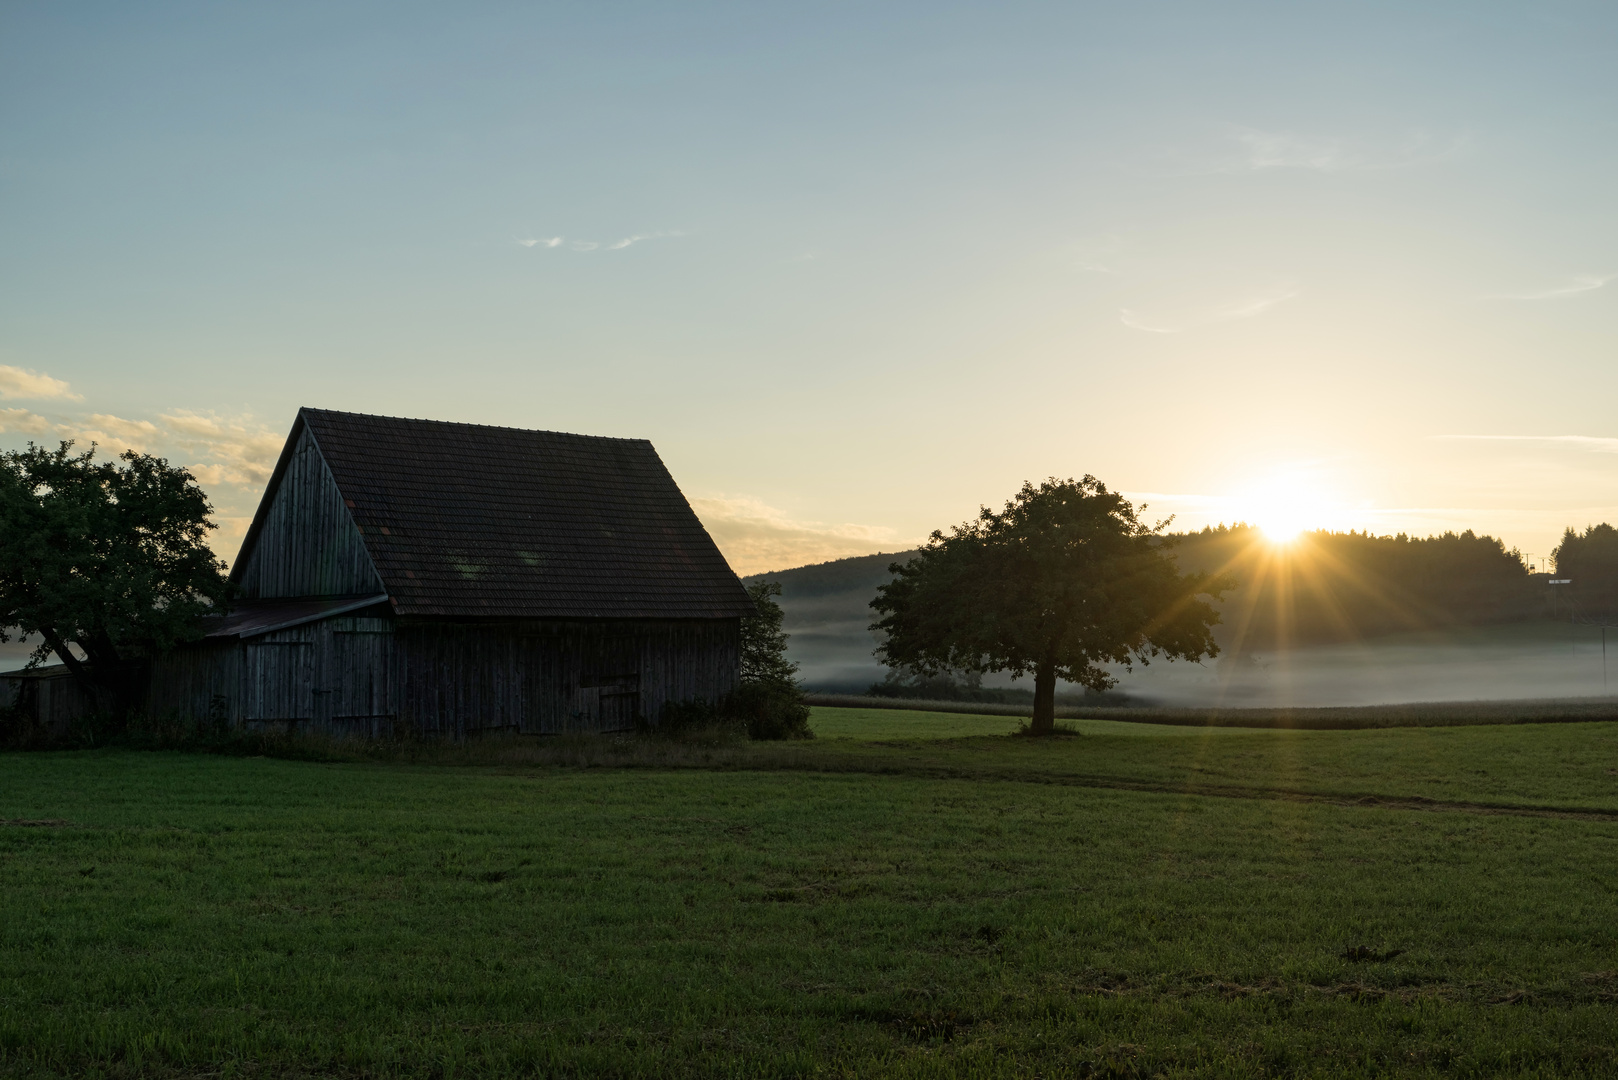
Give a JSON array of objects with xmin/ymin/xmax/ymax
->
[
  {"xmin": 244, "ymin": 640, "xmax": 314, "ymax": 727},
  {"xmin": 582, "ymin": 676, "xmax": 637, "ymax": 735},
  {"xmin": 328, "ymin": 630, "xmax": 396, "ymax": 738}
]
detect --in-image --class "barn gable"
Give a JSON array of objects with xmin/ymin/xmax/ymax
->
[
  {"xmin": 232, "ymin": 408, "xmax": 756, "ymax": 620},
  {"xmin": 231, "ymin": 424, "xmax": 385, "ymax": 600}
]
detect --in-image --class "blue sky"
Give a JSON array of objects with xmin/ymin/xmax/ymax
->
[{"xmin": 2, "ymin": 1, "xmax": 1615, "ymax": 572}]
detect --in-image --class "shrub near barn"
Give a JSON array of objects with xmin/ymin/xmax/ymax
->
[
  {"xmin": 656, "ymin": 581, "xmax": 812, "ymax": 740},
  {"xmin": 732, "ymin": 581, "xmax": 813, "ymax": 739}
]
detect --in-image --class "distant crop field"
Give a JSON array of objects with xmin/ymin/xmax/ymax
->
[{"xmin": 3, "ymin": 716, "xmax": 1618, "ymax": 1077}]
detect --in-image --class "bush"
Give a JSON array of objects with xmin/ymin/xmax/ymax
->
[
  {"xmin": 653, "ymin": 682, "xmax": 814, "ymax": 741},
  {"xmin": 727, "ymin": 680, "xmax": 814, "ymax": 741},
  {"xmin": 649, "ymin": 697, "xmax": 740, "ymax": 741}
]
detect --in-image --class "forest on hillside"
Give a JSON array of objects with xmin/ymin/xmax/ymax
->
[
  {"xmin": 1170, "ymin": 525, "xmax": 1551, "ymax": 647},
  {"xmin": 746, "ymin": 523, "xmax": 1618, "ymax": 662}
]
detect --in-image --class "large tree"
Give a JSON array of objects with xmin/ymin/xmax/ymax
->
[
  {"xmin": 0, "ymin": 441, "xmax": 228, "ymax": 713},
  {"xmin": 871, "ymin": 477, "xmax": 1228, "ymax": 734}
]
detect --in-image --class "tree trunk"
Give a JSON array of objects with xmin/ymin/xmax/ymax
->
[
  {"xmin": 40, "ymin": 628, "xmax": 122, "ymax": 718},
  {"xmin": 1030, "ymin": 662, "xmax": 1056, "ymax": 736}
]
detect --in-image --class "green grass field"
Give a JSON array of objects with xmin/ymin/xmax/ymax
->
[{"xmin": 3, "ymin": 707, "xmax": 1617, "ymax": 1077}]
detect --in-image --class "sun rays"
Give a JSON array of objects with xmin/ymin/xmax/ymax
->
[{"xmin": 1231, "ymin": 471, "xmax": 1353, "ymax": 547}]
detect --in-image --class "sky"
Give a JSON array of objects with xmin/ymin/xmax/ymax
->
[{"xmin": 2, "ymin": 1, "xmax": 1615, "ymax": 575}]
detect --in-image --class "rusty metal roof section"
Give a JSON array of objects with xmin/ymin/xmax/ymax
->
[
  {"xmin": 254, "ymin": 408, "xmax": 755, "ymax": 620},
  {"xmin": 204, "ymin": 595, "xmax": 391, "ymax": 639}
]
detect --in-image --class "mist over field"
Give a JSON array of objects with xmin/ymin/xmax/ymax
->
[{"xmin": 747, "ymin": 545, "xmax": 1618, "ymax": 709}]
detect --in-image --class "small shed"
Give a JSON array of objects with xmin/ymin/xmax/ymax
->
[
  {"xmin": 148, "ymin": 408, "xmax": 756, "ymax": 737},
  {"xmin": 0, "ymin": 664, "xmax": 98, "ymax": 738}
]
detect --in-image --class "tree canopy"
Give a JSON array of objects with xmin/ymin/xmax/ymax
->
[
  {"xmin": 0, "ymin": 441, "xmax": 228, "ymax": 709},
  {"xmin": 870, "ymin": 477, "xmax": 1227, "ymax": 734},
  {"xmin": 1552, "ymin": 523, "xmax": 1618, "ymax": 619},
  {"xmin": 1168, "ymin": 524, "xmax": 1537, "ymax": 645},
  {"xmin": 739, "ymin": 580, "xmax": 799, "ymax": 687}
]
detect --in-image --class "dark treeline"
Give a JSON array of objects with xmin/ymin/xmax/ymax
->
[
  {"xmin": 743, "ymin": 522, "xmax": 1618, "ymax": 683},
  {"xmin": 1169, "ymin": 525, "xmax": 1558, "ymax": 647},
  {"xmin": 1552, "ymin": 524, "xmax": 1618, "ymax": 619}
]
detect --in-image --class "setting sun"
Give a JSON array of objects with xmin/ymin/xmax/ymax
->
[
  {"xmin": 1234, "ymin": 472, "xmax": 1350, "ymax": 545},
  {"xmin": 1259, "ymin": 514, "xmax": 1307, "ymax": 544}
]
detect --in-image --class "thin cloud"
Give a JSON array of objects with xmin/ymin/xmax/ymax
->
[
  {"xmin": 1218, "ymin": 288, "xmax": 1300, "ymax": 320},
  {"xmin": 1121, "ymin": 285, "xmax": 1299, "ymax": 334},
  {"xmin": 0, "ymin": 364, "xmax": 81, "ymax": 401},
  {"xmin": 517, "ymin": 231, "xmax": 685, "ymax": 253},
  {"xmin": 1119, "ymin": 310, "xmax": 1178, "ymax": 334},
  {"xmin": 608, "ymin": 230, "xmax": 685, "ymax": 250},
  {"xmin": 1238, "ymin": 129, "xmax": 1355, "ymax": 172},
  {"xmin": 1484, "ymin": 274, "xmax": 1612, "ymax": 301},
  {"xmin": 159, "ymin": 410, "xmax": 283, "ymax": 485},
  {"xmin": 1200, "ymin": 127, "xmax": 1465, "ymax": 176},
  {"xmin": 70, "ymin": 413, "xmax": 161, "ymax": 451},
  {"xmin": 1435, "ymin": 434, "xmax": 1618, "ymax": 453},
  {"xmin": 690, "ymin": 494, "xmax": 902, "ymax": 576},
  {"xmin": 0, "ymin": 407, "xmax": 52, "ymax": 435},
  {"xmin": 44, "ymin": 410, "xmax": 282, "ymax": 486}
]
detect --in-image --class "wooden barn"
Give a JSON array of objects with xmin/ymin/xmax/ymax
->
[{"xmin": 146, "ymin": 408, "xmax": 756, "ymax": 737}]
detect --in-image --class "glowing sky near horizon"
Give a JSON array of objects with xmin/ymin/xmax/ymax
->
[{"xmin": 2, "ymin": 2, "xmax": 1615, "ymax": 575}]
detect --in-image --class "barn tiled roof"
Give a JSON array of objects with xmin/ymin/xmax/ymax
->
[{"xmin": 282, "ymin": 409, "xmax": 754, "ymax": 620}]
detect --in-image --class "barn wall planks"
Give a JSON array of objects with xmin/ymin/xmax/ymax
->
[
  {"xmin": 147, "ymin": 640, "xmax": 242, "ymax": 726},
  {"xmin": 396, "ymin": 618, "xmax": 741, "ymax": 737},
  {"xmin": 234, "ymin": 427, "xmax": 383, "ymax": 599},
  {"xmin": 0, "ymin": 670, "xmax": 103, "ymax": 736},
  {"xmin": 148, "ymin": 616, "xmax": 741, "ymax": 739}
]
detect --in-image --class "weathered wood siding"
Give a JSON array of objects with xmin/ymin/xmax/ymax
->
[
  {"xmin": 234, "ymin": 427, "xmax": 383, "ymax": 599},
  {"xmin": 148, "ymin": 616, "xmax": 740, "ymax": 739},
  {"xmin": 148, "ymin": 616, "xmax": 396, "ymax": 738},
  {"xmin": 395, "ymin": 618, "xmax": 741, "ymax": 737},
  {"xmin": 0, "ymin": 669, "xmax": 101, "ymax": 736},
  {"xmin": 146, "ymin": 640, "xmax": 241, "ymax": 726}
]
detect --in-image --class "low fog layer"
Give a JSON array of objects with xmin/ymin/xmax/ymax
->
[
  {"xmin": 750, "ymin": 549, "xmax": 1618, "ymax": 709},
  {"xmin": 784, "ymin": 612, "xmax": 1615, "ymax": 708}
]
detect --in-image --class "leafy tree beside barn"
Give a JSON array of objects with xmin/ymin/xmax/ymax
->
[{"xmin": 0, "ymin": 441, "xmax": 228, "ymax": 715}]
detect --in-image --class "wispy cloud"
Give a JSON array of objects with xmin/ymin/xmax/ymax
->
[
  {"xmin": 0, "ymin": 364, "xmax": 81, "ymax": 401},
  {"xmin": 0, "ymin": 399, "xmax": 286, "ymax": 564},
  {"xmin": 1435, "ymin": 434, "xmax": 1618, "ymax": 453},
  {"xmin": 1219, "ymin": 288, "xmax": 1300, "ymax": 320},
  {"xmin": 689, "ymin": 494, "xmax": 903, "ymax": 576},
  {"xmin": 608, "ymin": 230, "xmax": 684, "ymax": 250},
  {"xmin": 1483, "ymin": 274, "xmax": 1612, "ymax": 301},
  {"xmin": 518, "ymin": 231, "xmax": 685, "ymax": 253},
  {"xmin": 45, "ymin": 410, "xmax": 282, "ymax": 486},
  {"xmin": 158, "ymin": 410, "xmax": 284, "ymax": 485},
  {"xmin": 70, "ymin": 413, "xmax": 161, "ymax": 450},
  {"xmin": 1225, "ymin": 126, "xmax": 1462, "ymax": 174},
  {"xmin": 1128, "ymin": 127, "xmax": 1464, "ymax": 178},
  {"xmin": 1237, "ymin": 129, "xmax": 1357, "ymax": 172},
  {"xmin": 1121, "ymin": 284, "xmax": 1300, "ymax": 334},
  {"xmin": 1118, "ymin": 310, "xmax": 1178, "ymax": 334},
  {"xmin": 0, "ymin": 407, "xmax": 52, "ymax": 435}
]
